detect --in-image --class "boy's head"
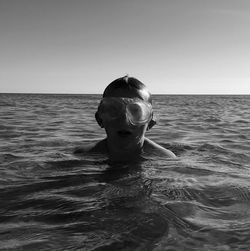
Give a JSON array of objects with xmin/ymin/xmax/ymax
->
[
  {"xmin": 95, "ymin": 76, "xmax": 156, "ymax": 150},
  {"xmin": 102, "ymin": 75, "xmax": 152, "ymax": 103}
]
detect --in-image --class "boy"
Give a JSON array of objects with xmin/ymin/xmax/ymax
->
[{"xmin": 74, "ymin": 75, "xmax": 176, "ymax": 161}]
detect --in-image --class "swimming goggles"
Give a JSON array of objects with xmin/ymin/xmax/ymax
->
[{"xmin": 98, "ymin": 97, "xmax": 153, "ymax": 126}]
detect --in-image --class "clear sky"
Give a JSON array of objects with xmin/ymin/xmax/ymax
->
[{"xmin": 0, "ymin": 0, "xmax": 250, "ymax": 94}]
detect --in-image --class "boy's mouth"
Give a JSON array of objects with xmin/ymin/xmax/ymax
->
[{"xmin": 117, "ymin": 130, "xmax": 132, "ymax": 137}]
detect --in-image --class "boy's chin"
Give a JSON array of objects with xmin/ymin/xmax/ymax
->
[{"xmin": 106, "ymin": 128, "xmax": 144, "ymax": 144}]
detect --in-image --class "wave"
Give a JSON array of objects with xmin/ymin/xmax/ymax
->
[{"xmin": 0, "ymin": 153, "xmax": 24, "ymax": 162}]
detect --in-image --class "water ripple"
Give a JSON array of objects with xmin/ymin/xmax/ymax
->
[{"xmin": 1, "ymin": 94, "xmax": 250, "ymax": 250}]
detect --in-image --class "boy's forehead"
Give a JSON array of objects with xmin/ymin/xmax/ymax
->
[{"xmin": 103, "ymin": 88, "xmax": 151, "ymax": 102}]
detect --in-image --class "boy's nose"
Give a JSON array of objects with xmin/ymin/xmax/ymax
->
[{"xmin": 115, "ymin": 113, "xmax": 131, "ymax": 126}]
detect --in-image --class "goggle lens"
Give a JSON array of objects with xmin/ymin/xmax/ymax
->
[{"xmin": 126, "ymin": 103, "xmax": 151, "ymax": 124}]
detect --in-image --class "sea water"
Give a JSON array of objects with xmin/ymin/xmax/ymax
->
[{"xmin": 0, "ymin": 94, "xmax": 250, "ymax": 250}]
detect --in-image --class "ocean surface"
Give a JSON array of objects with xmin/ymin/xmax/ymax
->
[{"xmin": 0, "ymin": 93, "xmax": 250, "ymax": 251}]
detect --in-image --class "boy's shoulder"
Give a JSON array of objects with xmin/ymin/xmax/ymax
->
[
  {"xmin": 73, "ymin": 139, "xmax": 107, "ymax": 154},
  {"xmin": 73, "ymin": 138, "xmax": 176, "ymax": 158},
  {"xmin": 143, "ymin": 138, "xmax": 176, "ymax": 158}
]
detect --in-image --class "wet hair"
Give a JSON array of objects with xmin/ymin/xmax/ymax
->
[{"xmin": 103, "ymin": 75, "xmax": 152, "ymax": 103}]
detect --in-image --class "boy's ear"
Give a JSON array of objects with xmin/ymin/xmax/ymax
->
[
  {"xmin": 147, "ymin": 118, "xmax": 156, "ymax": 130},
  {"xmin": 95, "ymin": 112, "xmax": 104, "ymax": 128}
]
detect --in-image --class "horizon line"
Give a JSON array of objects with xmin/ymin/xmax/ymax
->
[{"xmin": 1, "ymin": 92, "xmax": 250, "ymax": 96}]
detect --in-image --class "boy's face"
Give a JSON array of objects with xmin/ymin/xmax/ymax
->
[{"xmin": 98, "ymin": 88, "xmax": 151, "ymax": 150}]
